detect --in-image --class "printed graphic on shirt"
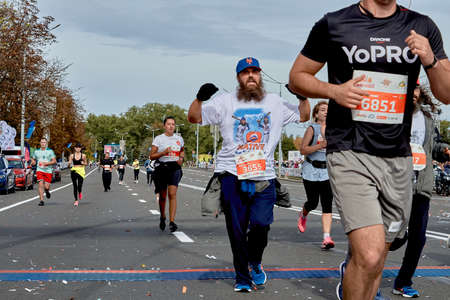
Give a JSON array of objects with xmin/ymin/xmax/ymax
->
[
  {"xmin": 232, "ymin": 108, "xmax": 271, "ymax": 150},
  {"xmin": 232, "ymin": 108, "xmax": 271, "ymax": 179}
]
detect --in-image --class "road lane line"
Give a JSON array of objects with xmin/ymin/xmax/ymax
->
[
  {"xmin": 0, "ymin": 168, "xmax": 98, "ymax": 213},
  {"xmin": 138, "ymin": 199, "xmax": 147, "ymax": 203},
  {"xmin": 172, "ymin": 231, "xmax": 194, "ymax": 243},
  {"xmin": 0, "ymin": 266, "xmax": 449, "ymax": 281},
  {"xmin": 131, "ymin": 193, "xmax": 138, "ymax": 196},
  {"xmin": 178, "ymin": 183, "xmax": 205, "ymax": 191},
  {"xmin": 149, "ymin": 210, "xmax": 160, "ymax": 215}
]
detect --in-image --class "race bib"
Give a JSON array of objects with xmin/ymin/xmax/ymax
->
[
  {"xmin": 119, "ymin": 165, "xmax": 124, "ymax": 169},
  {"xmin": 411, "ymin": 143, "xmax": 426, "ymax": 171},
  {"xmin": 104, "ymin": 165, "xmax": 111, "ymax": 171},
  {"xmin": 167, "ymin": 146, "xmax": 181, "ymax": 158},
  {"xmin": 235, "ymin": 150, "xmax": 266, "ymax": 180},
  {"xmin": 352, "ymin": 70, "xmax": 407, "ymax": 124}
]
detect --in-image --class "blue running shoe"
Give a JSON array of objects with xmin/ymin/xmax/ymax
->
[
  {"xmin": 250, "ymin": 264, "xmax": 267, "ymax": 286},
  {"xmin": 234, "ymin": 283, "xmax": 252, "ymax": 293},
  {"xmin": 375, "ymin": 289, "xmax": 391, "ymax": 300},
  {"xmin": 392, "ymin": 286, "xmax": 419, "ymax": 298},
  {"xmin": 336, "ymin": 260, "xmax": 346, "ymax": 300}
]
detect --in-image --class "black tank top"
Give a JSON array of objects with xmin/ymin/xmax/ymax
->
[{"xmin": 73, "ymin": 154, "xmax": 83, "ymax": 165}]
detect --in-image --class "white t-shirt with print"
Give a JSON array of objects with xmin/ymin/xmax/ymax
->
[
  {"xmin": 152, "ymin": 133, "xmax": 184, "ymax": 163},
  {"xmin": 201, "ymin": 92, "xmax": 300, "ymax": 180}
]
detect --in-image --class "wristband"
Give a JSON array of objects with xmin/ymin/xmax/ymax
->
[{"xmin": 424, "ymin": 55, "xmax": 437, "ymax": 70}]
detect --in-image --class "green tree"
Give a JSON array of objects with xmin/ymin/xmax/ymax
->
[{"xmin": 440, "ymin": 120, "xmax": 450, "ymax": 144}]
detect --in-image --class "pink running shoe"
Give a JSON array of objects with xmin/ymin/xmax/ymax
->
[
  {"xmin": 78, "ymin": 193, "xmax": 83, "ymax": 200},
  {"xmin": 321, "ymin": 236, "xmax": 335, "ymax": 250},
  {"xmin": 74, "ymin": 200, "xmax": 79, "ymax": 206},
  {"xmin": 297, "ymin": 215, "xmax": 307, "ymax": 233}
]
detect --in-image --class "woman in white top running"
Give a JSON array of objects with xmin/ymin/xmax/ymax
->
[{"xmin": 150, "ymin": 117, "xmax": 185, "ymax": 232}]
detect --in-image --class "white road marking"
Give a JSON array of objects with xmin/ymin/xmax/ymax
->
[
  {"xmin": 131, "ymin": 193, "xmax": 138, "ymax": 196},
  {"xmin": 179, "ymin": 183, "xmax": 205, "ymax": 191},
  {"xmin": 172, "ymin": 231, "xmax": 194, "ymax": 243},
  {"xmin": 0, "ymin": 168, "xmax": 98, "ymax": 213},
  {"xmin": 149, "ymin": 210, "xmax": 160, "ymax": 215},
  {"xmin": 127, "ymin": 189, "xmax": 133, "ymax": 191},
  {"xmin": 138, "ymin": 199, "xmax": 147, "ymax": 203}
]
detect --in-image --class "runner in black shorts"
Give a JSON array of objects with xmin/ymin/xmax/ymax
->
[
  {"xmin": 289, "ymin": 1, "xmax": 450, "ymax": 299},
  {"xmin": 150, "ymin": 116, "xmax": 184, "ymax": 233},
  {"xmin": 117, "ymin": 156, "xmax": 126, "ymax": 184}
]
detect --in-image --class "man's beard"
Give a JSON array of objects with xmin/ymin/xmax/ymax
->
[{"xmin": 237, "ymin": 78, "xmax": 266, "ymax": 102}]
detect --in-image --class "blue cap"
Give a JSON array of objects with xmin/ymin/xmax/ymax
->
[{"xmin": 236, "ymin": 57, "xmax": 261, "ymax": 74}]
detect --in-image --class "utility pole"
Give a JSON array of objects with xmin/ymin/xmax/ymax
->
[
  {"xmin": 176, "ymin": 124, "xmax": 184, "ymax": 135},
  {"xmin": 196, "ymin": 123, "xmax": 199, "ymax": 167},
  {"xmin": 278, "ymin": 84, "xmax": 283, "ymax": 177},
  {"xmin": 20, "ymin": 52, "xmax": 26, "ymax": 158},
  {"xmin": 213, "ymin": 125, "xmax": 217, "ymax": 163}
]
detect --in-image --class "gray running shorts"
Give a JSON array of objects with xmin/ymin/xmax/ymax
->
[{"xmin": 327, "ymin": 150, "xmax": 413, "ymax": 243}]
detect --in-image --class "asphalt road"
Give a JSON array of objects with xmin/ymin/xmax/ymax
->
[{"xmin": 0, "ymin": 166, "xmax": 448, "ymax": 300}]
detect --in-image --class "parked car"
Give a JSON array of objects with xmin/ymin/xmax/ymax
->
[
  {"xmin": 6, "ymin": 156, "xmax": 33, "ymax": 191},
  {"xmin": 52, "ymin": 164, "xmax": 61, "ymax": 183},
  {"xmin": 0, "ymin": 155, "xmax": 16, "ymax": 194}
]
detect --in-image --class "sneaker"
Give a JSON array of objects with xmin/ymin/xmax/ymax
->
[
  {"xmin": 297, "ymin": 214, "xmax": 307, "ymax": 233},
  {"xmin": 336, "ymin": 260, "xmax": 346, "ymax": 300},
  {"xmin": 169, "ymin": 221, "xmax": 178, "ymax": 233},
  {"xmin": 159, "ymin": 217, "xmax": 166, "ymax": 231},
  {"xmin": 250, "ymin": 263, "xmax": 267, "ymax": 286},
  {"xmin": 78, "ymin": 193, "xmax": 83, "ymax": 200},
  {"xmin": 45, "ymin": 189, "xmax": 51, "ymax": 199},
  {"xmin": 38, "ymin": 200, "xmax": 45, "ymax": 206},
  {"xmin": 74, "ymin": 200, "xmax": 79, "ymax": 206},
  {"xmin": 234, "ymin": 283, "xmax": 252, "ymax": 293},
  {"xmin": 321, "ymin": 236, "xmax": 335, "ymax": 250},
  {"xmin": 392, "ymin": 286, "xmax": 419, "ymax": 298},
  {"xmin": 376, "ymin": 289, "xmax": 391, "ymax": 300}
]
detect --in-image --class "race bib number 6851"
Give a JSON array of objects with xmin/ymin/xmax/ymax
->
[{"xmin": 352, "ymin": 70, "xmax": 408, "ymax": 125}]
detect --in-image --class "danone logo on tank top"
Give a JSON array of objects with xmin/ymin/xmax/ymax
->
[{"xmin": 342, "ymin": 37, "xmax": 419, "ymax": 64}]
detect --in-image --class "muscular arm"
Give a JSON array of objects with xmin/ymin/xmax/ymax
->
[
  {"xmin": 188, "ymin": 99, "xmax": 202, "ymax": 124},
  {"xmin": 426, "ymin": 59, "xmax": 450, "ymax": 104},
  {"xmin": 289, "ymin": 54, "xmax": 368, "ymax": 109},
  {"xmin": 405, "ymin": 30, "xmax": 450, "ymax": 104},
  {"xmin": 298, "ymin": 100, "xmax": 311, "ymax": 122},
  {"xmin": 289, "ymin": 54, "xmax": 332, "ymax": 99}
]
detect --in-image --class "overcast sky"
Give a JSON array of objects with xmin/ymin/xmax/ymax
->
[{"xmin": 37, "ymin": 0, "xmax": 450, "ymax": 135}]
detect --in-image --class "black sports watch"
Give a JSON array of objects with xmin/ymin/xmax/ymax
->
[{"xmin": 424, "ymin": 55, "xmax": 438, "ymax": 70}]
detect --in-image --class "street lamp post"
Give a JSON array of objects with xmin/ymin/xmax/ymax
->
[
  {"xmin": 196, "ymin": 123, "xmax": 199, "ymax": 167},
  {"xmin": 278, "ymin": 84, "xmax": 283, "ymax": 177},
  {"xmin": 144, "ymin": 124, "xmax": 160, "ymax": 141},
  {"xmin": 175, "ymin": 124, "xmax": 184, "ymax": 135},
  {"xmin": 20, "ymin": 51, "xmax": 26, "ymax": 158}
]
